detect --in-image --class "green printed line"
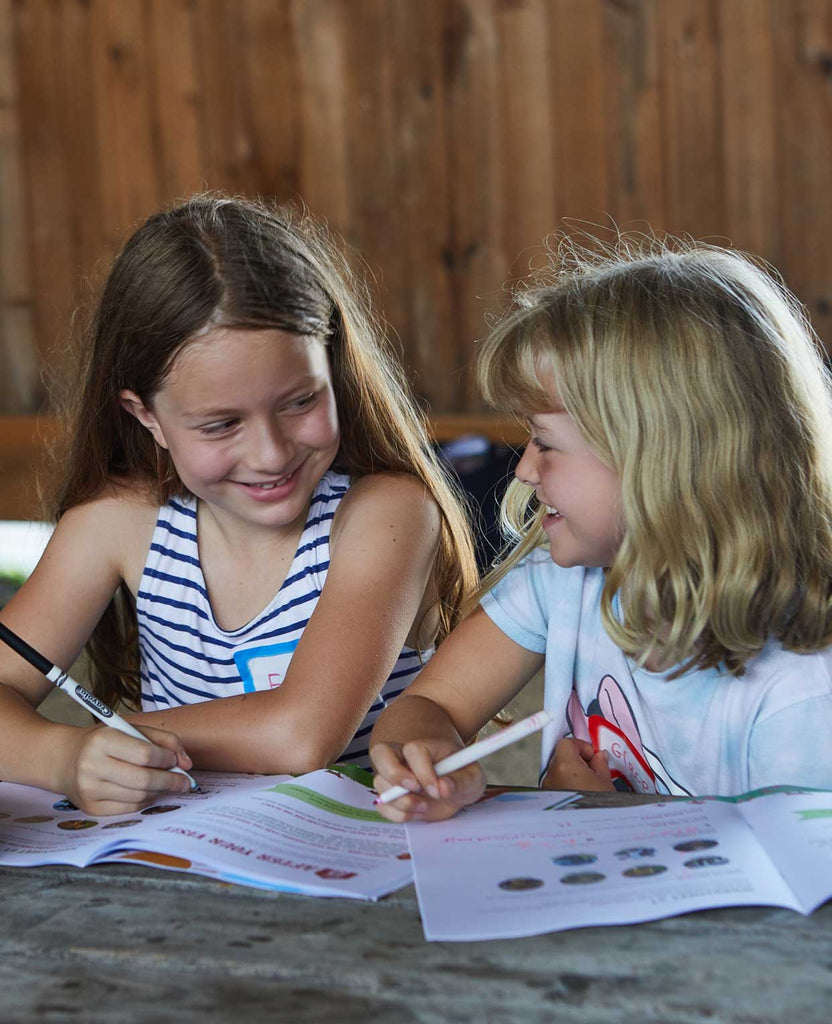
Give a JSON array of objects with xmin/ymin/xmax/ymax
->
[
  {"xmin": 327, "ymin": 762, "xmax": 376, "ymax": 789},
  {"xmin": 267, "ymin": 783, "xmax": 384, "ymax": 822},
  {"xmin": 795, "ymin": 808, "xmax": 832, "ymax": 821}
]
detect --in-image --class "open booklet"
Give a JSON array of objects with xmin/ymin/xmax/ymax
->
[
  {"xmin": 405, "ymin": 786, "xmax": 832, "ymax": 941},
  {"xmin": 0, "ymin": 765, "xmax": 412, "ymax": 900}
]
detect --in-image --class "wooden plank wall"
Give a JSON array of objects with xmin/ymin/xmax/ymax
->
[{"xmin": 1, "ymin": 0, "xmax": 832, "ymax": 422}]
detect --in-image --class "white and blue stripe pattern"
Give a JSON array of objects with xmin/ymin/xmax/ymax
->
[{"xmin": 136, "ymin": 469, "xmax": 429, "ymax": 767}]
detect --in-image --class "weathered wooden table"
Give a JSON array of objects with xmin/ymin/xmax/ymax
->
[{"xmin": 2, "ymin": 793, "xmax": 832, "ymax": 1024}]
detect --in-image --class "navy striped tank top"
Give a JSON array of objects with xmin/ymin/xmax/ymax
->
[{"xmin": 135, "ymin": 470, "xmax": 430, "ymax": 766}]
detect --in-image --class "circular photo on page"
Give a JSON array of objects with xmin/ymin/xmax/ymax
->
[
  {"xmin": 552, "ymin": 853, "xmax": 597, "ymax": 867},
  {"xmin": 684, "ymin": 856, "xmax": 730, "ymax": 869},
  {"xmin": 622, "ymin": 864, "xmax": 667, "ymax": 878},
  {"xmin": 57, "ymin": 819, "xmax": 98, "ymax": 831},
  {"xmin": 140, "ymin": 805, "xmax": 181, "ymax": 816},
  {"xmin": 559, "ymin": 872, "xmax": 606, "ymax": 886},
  {"xmin": 615, "ymin": 846, "xmax": 657, "ymax": 861},
  {"xmin": 498, "ymin": 877, "xmax": 545, "ymax": 891},
  {"xmin": 101, "ymin": 819, "xmax": 143, "ymax": 829},
  {"xmin": 673, "ymin": 838, "xmax": 718, "ymax": 853}
]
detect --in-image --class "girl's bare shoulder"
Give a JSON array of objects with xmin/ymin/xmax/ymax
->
[
  {"xmin": 63, "ymin": 478, "xmax": 159, "ymax": 528},
  {"xmin": 56, "ymin": 479, "xmax": 161, "ymax": 588},
  {"xmin": 335, "ymin": 471, "xmax": 440, "ymax": 515},
  {"xmin": 331, "ymin": 472, "xmax": 441, "ymax": 542}
]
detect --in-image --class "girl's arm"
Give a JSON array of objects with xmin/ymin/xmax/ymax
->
[
  {"xmin": 370, "ymin": 605, "xmax": 544, "ymax": 821},
  {"xmin": 127, "ymin": 473, "xmax": 450, "ymax": 772},
  {"xmin": 0, "ymin": 496, "xmax": 192, "ymax": 813}
]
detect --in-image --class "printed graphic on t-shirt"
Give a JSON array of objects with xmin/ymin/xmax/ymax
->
[
  {"xmin": 234, "ymin": 640, "xmax": 299, "ymax": 693},
  {"xmin": 566, "ymin": 675, "xmax": 691, "ymax": 796}
]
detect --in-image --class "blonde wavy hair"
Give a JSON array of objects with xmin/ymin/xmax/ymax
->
[{"xmin": 477, "ymin": 235, "xmax": 832, "ymax": 676}]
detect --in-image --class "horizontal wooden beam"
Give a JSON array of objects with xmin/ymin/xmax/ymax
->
[
  {"xmin": 428, "ymin": 415, "xmax": 525, "ymax": 445},
  {"xmin": 0, "ymin": 415, "xmax": 525, "ymax": 520}
]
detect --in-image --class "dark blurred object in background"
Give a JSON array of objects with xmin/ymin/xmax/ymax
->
[{"xmin": 439, "ymin": 436, "xmax": 520, "ymax": 575}]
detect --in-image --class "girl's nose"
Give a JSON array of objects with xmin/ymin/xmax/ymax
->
[
  {"xmin": 514, "ymin": 443, "xmax": 540, "ymax": 487},
  {"xmin": 248, "ymin": 420, "xmax": 294, "ymax": 473}
]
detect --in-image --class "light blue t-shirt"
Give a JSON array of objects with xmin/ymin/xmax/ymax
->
[{"xmin": 481, "ymin": 550, "xmax": 832, "ymax": 796}]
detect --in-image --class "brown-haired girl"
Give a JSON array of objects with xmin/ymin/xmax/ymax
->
[
  {"xmin": 0, "ymin": 194, "xmax": 477, "ymax": 815},
  {"xmin": 371, "ymin": 237, "xmax": 832, "ymax": 818}
]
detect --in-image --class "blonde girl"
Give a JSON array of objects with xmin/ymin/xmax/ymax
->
[
  {"xmin": 0, "ymin": 194, "xmax": 476, "ymax": 815},
  {"xmin": 371, "ymin": 237, "xmax": 832, "ymax": 817}
]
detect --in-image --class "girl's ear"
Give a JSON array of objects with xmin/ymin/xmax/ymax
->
[{"xmin": 119, "ymin": 389, "xmax": 169, "ymax": 450}]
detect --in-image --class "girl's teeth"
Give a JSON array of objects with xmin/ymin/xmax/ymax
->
[
  {"xmin": 546, "ymin": 505, "xmax": 560, "ymax": 515},
  {"xmin": 247, "ymin": 469, "xmax": 294, "ymax": 489}
]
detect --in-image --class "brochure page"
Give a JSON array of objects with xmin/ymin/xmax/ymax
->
[
  {"xmin": 0, "ymin": 767, "xmax": 412, "ymax": 900},
  {"xmin": 406, "ymin": 790, "xmax": 799, "ymax": 941}
]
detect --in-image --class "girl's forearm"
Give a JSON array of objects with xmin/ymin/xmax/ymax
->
[
  {"xmin": 129, "ymin": 690, "xmax": 347, "ymax": 774},
  {"xmin": 0, "ymin": 684, "xmax": 81, "ymax": 792}
]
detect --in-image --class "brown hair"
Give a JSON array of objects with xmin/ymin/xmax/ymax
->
[{"xmin": 52, "ymin": 193, "xmax": 477, "ymax": 708}]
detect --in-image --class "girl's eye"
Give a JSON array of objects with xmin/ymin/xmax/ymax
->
[
  {"xmin": 530, "ymin": 436, "xmax": 554, "ymax": 453},
  {"xmin": 199, "ymin": 419, "xmax": 238, "ymax": 436},
  {"xmin": 285, "ymin": 392, "xmax": 316, "ymax": 413}
]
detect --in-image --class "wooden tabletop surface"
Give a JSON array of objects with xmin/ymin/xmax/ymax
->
[{"xmin": 3, "ymin": 791, "xmax": 831, "ymax": 1024}]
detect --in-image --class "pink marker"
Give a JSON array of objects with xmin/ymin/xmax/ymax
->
[{"xmin": 374, "ymin": 709, "xmax": 555, "ymax": 806}]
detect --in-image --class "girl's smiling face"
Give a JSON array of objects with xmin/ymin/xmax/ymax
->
[
  {"xmin": 120, "ymin": 327, "xmax": 340, "ymax": 538},
  {"xmin": 515, "ymin": 408, "xmax": 623, "ymax": 568}
]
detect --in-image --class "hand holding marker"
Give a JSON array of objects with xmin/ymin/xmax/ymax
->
[
  {"xmin": 0, "ymin": 621, "xmax": 198, "ymax": 792},
  {"xmin": 374, "ymin": 709, "xmax": 555, "ymax": 806}
]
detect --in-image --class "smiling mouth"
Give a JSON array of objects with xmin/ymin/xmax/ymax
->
[
  {"xmin": 238, "ymin": 465, "xmax": 301, "ymax": 489},
  {"xmin": 543, "ymin": 504, "xmax": 563, "ymax": 518}
]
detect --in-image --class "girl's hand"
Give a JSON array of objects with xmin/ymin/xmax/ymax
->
[
  {"xmin": 371, "ymin": 739, "xmax": 487, "ymax": 823},
  {"xmin": 56, "ymin": 724, "xmax": 194, "ymax": 816},
  {"xmin": 541, "ymin": 738, "xmax": 615, "ymax": 792}
]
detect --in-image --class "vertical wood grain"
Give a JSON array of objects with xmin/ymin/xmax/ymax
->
[
  {"xmin": 659, "ymin": 0, "xmax": 724, "ymax": 238},
  {"xmin": 772, "ymin": 0, "xmax": 832, "ymax": 349},
  {"xmin": 192, "ymin": 0, "xmax": 253, "ymax": 194},
  {"xmin": 237, "ymin": 0, "xmax": 299, "ymax": 200},
  {"xmin": 497, "ymin": 0, "xmax": 555, "ymax": 279},
  {"xmin": 13, "ymin": 0, "xmax": 75, "ymax": 381},
  {"xmin": 3, "ymin": 0, "xmax": 832, "ymax": 416},
  {"xmin": 603, "ymin": 0, "xmax": 666, "ymax": 233},
  {"xmin": 551, "ymin": 0, "xmax": 609, "ymax": 231},
  {"xmin": 387, "ymin": 0, "xmax": 457, "ymax": 409},
  {"xmin": 339, "ymin": 0, "xmax": 408, "ymax": 359},
  {"xmin": 444, "ymin": 0, "xmax": 505, "ymax": 409},
  {"xmin": 293, "ymin": 0, "xmax": 349, "ymax": 226},
  {"xmin": 148, "ymin": 0, "xmax": 204, "ymax": 201},
  {"xmin": 718, "ymin": 0, "xmax": 779, "ymax": 259},
  {"xmin": 90, "ymin": 0, "xmax": 160, "ymax": 248},
  {"xmin": 0, "ymin": 0, "xmax": 38, "ymax": 411}
]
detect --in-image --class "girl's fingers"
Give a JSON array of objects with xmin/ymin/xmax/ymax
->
[
  {"xmin": 371, "ymin": 741, "xmax": 486, "ymax": 821},
  {"xmin": 373, "ymin": 792, "xmax": 430, "ymax": 823},
  {"xmin": 371, "ymin": 739, "xmax": 452, "ymax": 799},
  {"xmin": 572, "ymin": 739, "xmax": 597, "ymax": 763},
  {"xmin": 400, "ymin": 740, "xmax": 443, "ymax": 797},
  {"xmin": 103, "ymin": 762, "xmax": 192, "ymax": 795},
  {"xmin": 126, "ymin": 724, "xmax": 193, "ymax": 769},
  {"xmin": 83, "ymin": 727, "xmax": 177, "ymax": 770},
  {"xmin": 370, "ymin": 742, "xmax": 420, "ymax": 793},
  {"xmin": 589, "ymin": 749, "xmax": 612, "ymax": 779}
]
